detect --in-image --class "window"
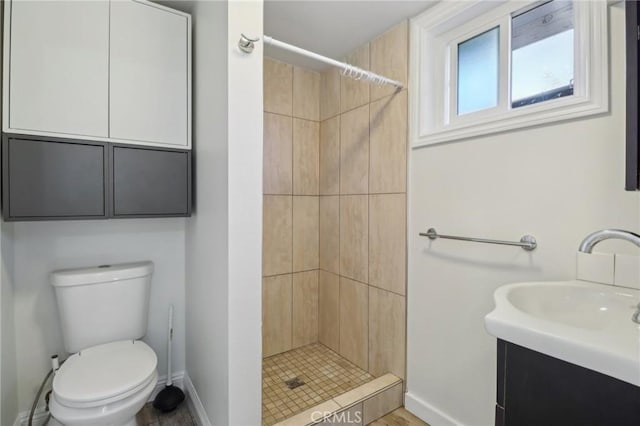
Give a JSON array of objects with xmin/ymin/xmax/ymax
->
[
  {"xmin": 511, "ymin": 1, "xmax": 574, "ymax": 108},
  {"xmin": 458, "ymin": 27, "xmax": 500, "ymax": 115},
  {"xmin": 411, "ymin": 0, "xmax": 608, "ymax": 147}
]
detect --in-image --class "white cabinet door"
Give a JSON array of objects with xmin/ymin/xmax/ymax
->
[
  {"xmin": 6, "ymin": 0, "xmax": 109, "ymax": 137},
  {"xmin": 109, "ymin": 1, "xmax": 190, "ymax": 147}
]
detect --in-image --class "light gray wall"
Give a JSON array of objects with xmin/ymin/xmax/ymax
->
[
  {"xmin": 406, "ymin": 4, "xmax": 640, "ymax": 426},
  {"xmin": 0, "ymin": 1, "xmax": 19, "ymax": 423},
  {"xmin": 1, "ymin": 223, "xmax": 17, "ymax": 426},
  {"xmin": 10, "ymin": 219, "xmax": 186, "ymax": 413},
  {"xmin": 185, "ymin": 1, "xmax": 230, "ymax": 424}
]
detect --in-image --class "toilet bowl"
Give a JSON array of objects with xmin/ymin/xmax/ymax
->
[{"xmin": 49, "ymin": 340, "xmax": 158, "ymax": 426}]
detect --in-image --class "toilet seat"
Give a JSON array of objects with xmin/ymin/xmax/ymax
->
[{"xmin": 53, "ymin": 340, "xmax": 157, "ymax": 408}]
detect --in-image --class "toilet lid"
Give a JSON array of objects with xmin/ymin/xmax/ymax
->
[{"xmin": 53, "ymin": 340, "xmax": 157, "ymax": 407}]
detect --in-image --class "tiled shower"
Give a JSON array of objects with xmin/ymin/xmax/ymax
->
[{"xmin": 262, "ymin": 21, "xmax": 409, "ymax": 425}]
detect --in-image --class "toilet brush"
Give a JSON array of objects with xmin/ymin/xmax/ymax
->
[{"xmin": 153, "ymin": 304, "xmax": 185, "ymax": 412}]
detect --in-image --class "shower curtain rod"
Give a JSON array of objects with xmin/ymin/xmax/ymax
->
[{"xmin": 262, "ymin": 35, "xmax": 404, "ymax": 89}]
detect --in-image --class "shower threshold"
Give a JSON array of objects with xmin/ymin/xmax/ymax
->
[{"xmin": 262, "ymin": 343, "xmax": 402, "ymax": 426}]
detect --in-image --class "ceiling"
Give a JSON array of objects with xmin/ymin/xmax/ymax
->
[
  {"xmin": 158, "ymin": 0, "xmax": 436, "ymax": 71},
  {"xmin": 264, "ymin": 0, "xmax": 434, "ymax": 70}
]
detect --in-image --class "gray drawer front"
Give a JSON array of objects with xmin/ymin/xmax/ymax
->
[
  {"xmin": 3, "ymin": 137, "xmax": 107, "ymax": 219},
  {"xmin": 112, "ymin": 146, "xmax": 190, "ymax": 216}
]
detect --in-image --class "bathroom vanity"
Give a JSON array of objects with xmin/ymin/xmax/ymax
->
[
  {"xmin": 485, "ymin": 277, "xmax": 640, "ymax": 426},
  {"xmin": 495, "ymin": 339, "xmax": 640, "ymax": 426}
]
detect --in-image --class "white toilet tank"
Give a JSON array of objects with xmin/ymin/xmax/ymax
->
[{"xmin": 51, "ymin": 261, "xmax": 154, "ymax": 353}]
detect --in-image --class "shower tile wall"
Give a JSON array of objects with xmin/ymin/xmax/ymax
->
[
  {"xmin": 262, "ymin": 21, "xmax": 408, "ymax": 381},
  {"xmin": 263, "ymin": 58, "xmax": 321, "ymax": 357},
  {"xmin": 318, "ymin": 21, "xmax": 408, "ymax": 380}
]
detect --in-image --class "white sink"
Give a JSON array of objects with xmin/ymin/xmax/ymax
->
[{"xmin": 485, "ymin": 280, "xmax": 640, "ymax": 386}]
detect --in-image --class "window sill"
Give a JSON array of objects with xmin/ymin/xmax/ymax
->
[{"xmin": 412, "ymin": 93, "xmax": 608, "ymax": 148}]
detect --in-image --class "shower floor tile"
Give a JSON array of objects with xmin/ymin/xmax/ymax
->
[{"xmin": 262, "ymin": 343, "xmax": 374, "ymax": 426}]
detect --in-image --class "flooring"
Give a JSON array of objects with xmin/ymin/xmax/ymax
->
[
  {"xmin": 369, "ymin": 408, "xmax": 430, "ymax": 426},
  {"xmin": 136, "ymin": 400, "xmax": 196, "ymax": 426}
]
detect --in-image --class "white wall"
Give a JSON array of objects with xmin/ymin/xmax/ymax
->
[
  {"xmin": 227, "ymin": 1, "xmax": 263, "ymax": 424},
  {"xmin": 406, "ymin": 3, "xmax": 640, "ymax": 426},
  {"xmin": 10, "ymin": 219, "xmax": 186, "ymax": 413},
  {"xmin": 185, "ymin": 1, "xmax": 263, "ymax": 424},
  {"xmin": 185, "ymin": 1, "xmax": 230, "ymax": 424}
]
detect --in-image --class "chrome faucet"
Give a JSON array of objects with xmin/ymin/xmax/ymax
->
[
  {"xmin": 578, "ymin": 229, "xmax": 640, "ymax": 325},
  {"xmin": 578, "ymin": 229, "xmax": 640, "ymax": 253}
]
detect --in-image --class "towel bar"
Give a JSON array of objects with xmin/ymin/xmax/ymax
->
[{"xmin": 419, "ymin": 228, "xmax": 537, "ymax": 251}]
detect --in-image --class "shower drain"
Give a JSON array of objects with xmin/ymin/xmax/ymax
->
[{"xmin": 285, "ymin": 377, "xmax": 305, "ymax": 389}]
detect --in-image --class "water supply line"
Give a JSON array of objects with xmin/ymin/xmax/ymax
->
[{"xmin": 28, "ymin": 355, "xmax": 61, "ymax": 426}]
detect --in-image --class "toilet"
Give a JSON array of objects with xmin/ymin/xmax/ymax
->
[{"xmin": 48, "ymin": 261, "xmax": 158, "ymax": 426}]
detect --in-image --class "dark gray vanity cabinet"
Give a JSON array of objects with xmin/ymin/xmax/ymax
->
[
  {"xmin": 112, "ymin": 145, "xmax": 191, "ymax": 217},
  {"xmin": 495, "ymin": 340, "xmax": 640, "ymax": 426},
  {"xmin": 2, "ymin": 135, "xmax": 108, "ymax": 220},
  {"xmin": 2, "ymin": 135, "xmax": 192, "ymax": 221}
]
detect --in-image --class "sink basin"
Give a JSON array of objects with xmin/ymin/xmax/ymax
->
[
  {"xmin": 506, "ymin": 281, "xmax": 636, "ymax": 330},
  {"xmin": 485, "ymin": 280, "xmax": 640, "ymax": 386}
]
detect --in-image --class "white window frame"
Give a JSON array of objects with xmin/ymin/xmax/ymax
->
[{"xmin": 410, "ymin": 0, "xmax": 608, "ymax": 148}]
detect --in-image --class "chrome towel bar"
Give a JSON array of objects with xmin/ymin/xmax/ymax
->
[{"xmin": 419, "ymin": 228, "xmax": 537, "ymax": 251}]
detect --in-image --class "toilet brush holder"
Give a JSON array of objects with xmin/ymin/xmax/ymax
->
[{"xmin": 153, "ymin": 305, "xmax": 185, "ymax": 412}]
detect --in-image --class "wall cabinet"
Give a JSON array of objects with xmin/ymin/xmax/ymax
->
[
  {"xmin": 112, "ymin": 145, "xmax": 191, "ymax": 217},
  {"xmin": 5, "ymin": 0, "xmax": 110, "ymax": 138},
  {"xmin": 495, "ymin": 340, "xmax": 640, "ymax": 426},
  {"xmin": 2, "ymin": 136, "xmax": 108, "ymax": 220},
  {"xmin": 2, "ymin": 135, "xmax": 191, "ymax": 221},
  {"xmin": 2, "ymin": 0, "xmax": 191, "ymax": 149},
  {"xmin": 110, "ymin": 1, "xmax": 189, "ymax": 146}
]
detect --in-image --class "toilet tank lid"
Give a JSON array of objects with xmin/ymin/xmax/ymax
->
[{"xmin": 50, "ymin": 261, "xmax": 154, "ymax": 287}]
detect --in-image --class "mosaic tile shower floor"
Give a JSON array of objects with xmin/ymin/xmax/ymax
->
[{"xmin": 262, "ymin": 343, "xmax": 374, "ymax": 425}]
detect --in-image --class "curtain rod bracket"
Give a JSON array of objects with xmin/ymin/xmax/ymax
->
[{"xmin": 239, "ymin": 33, "xmax": 260, "ymax": 54}]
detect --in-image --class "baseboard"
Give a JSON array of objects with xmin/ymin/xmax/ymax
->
[
  {"xmin": 404, "ymin": 391, "xmax": 464, "ymax": 426},
  {"xmin": 13, "ymin": 408, "xmax": 50, "ymax": 426},
  {"xmin": 183, "ymin": 373, "xmax": 212, "ymax": 426}
]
